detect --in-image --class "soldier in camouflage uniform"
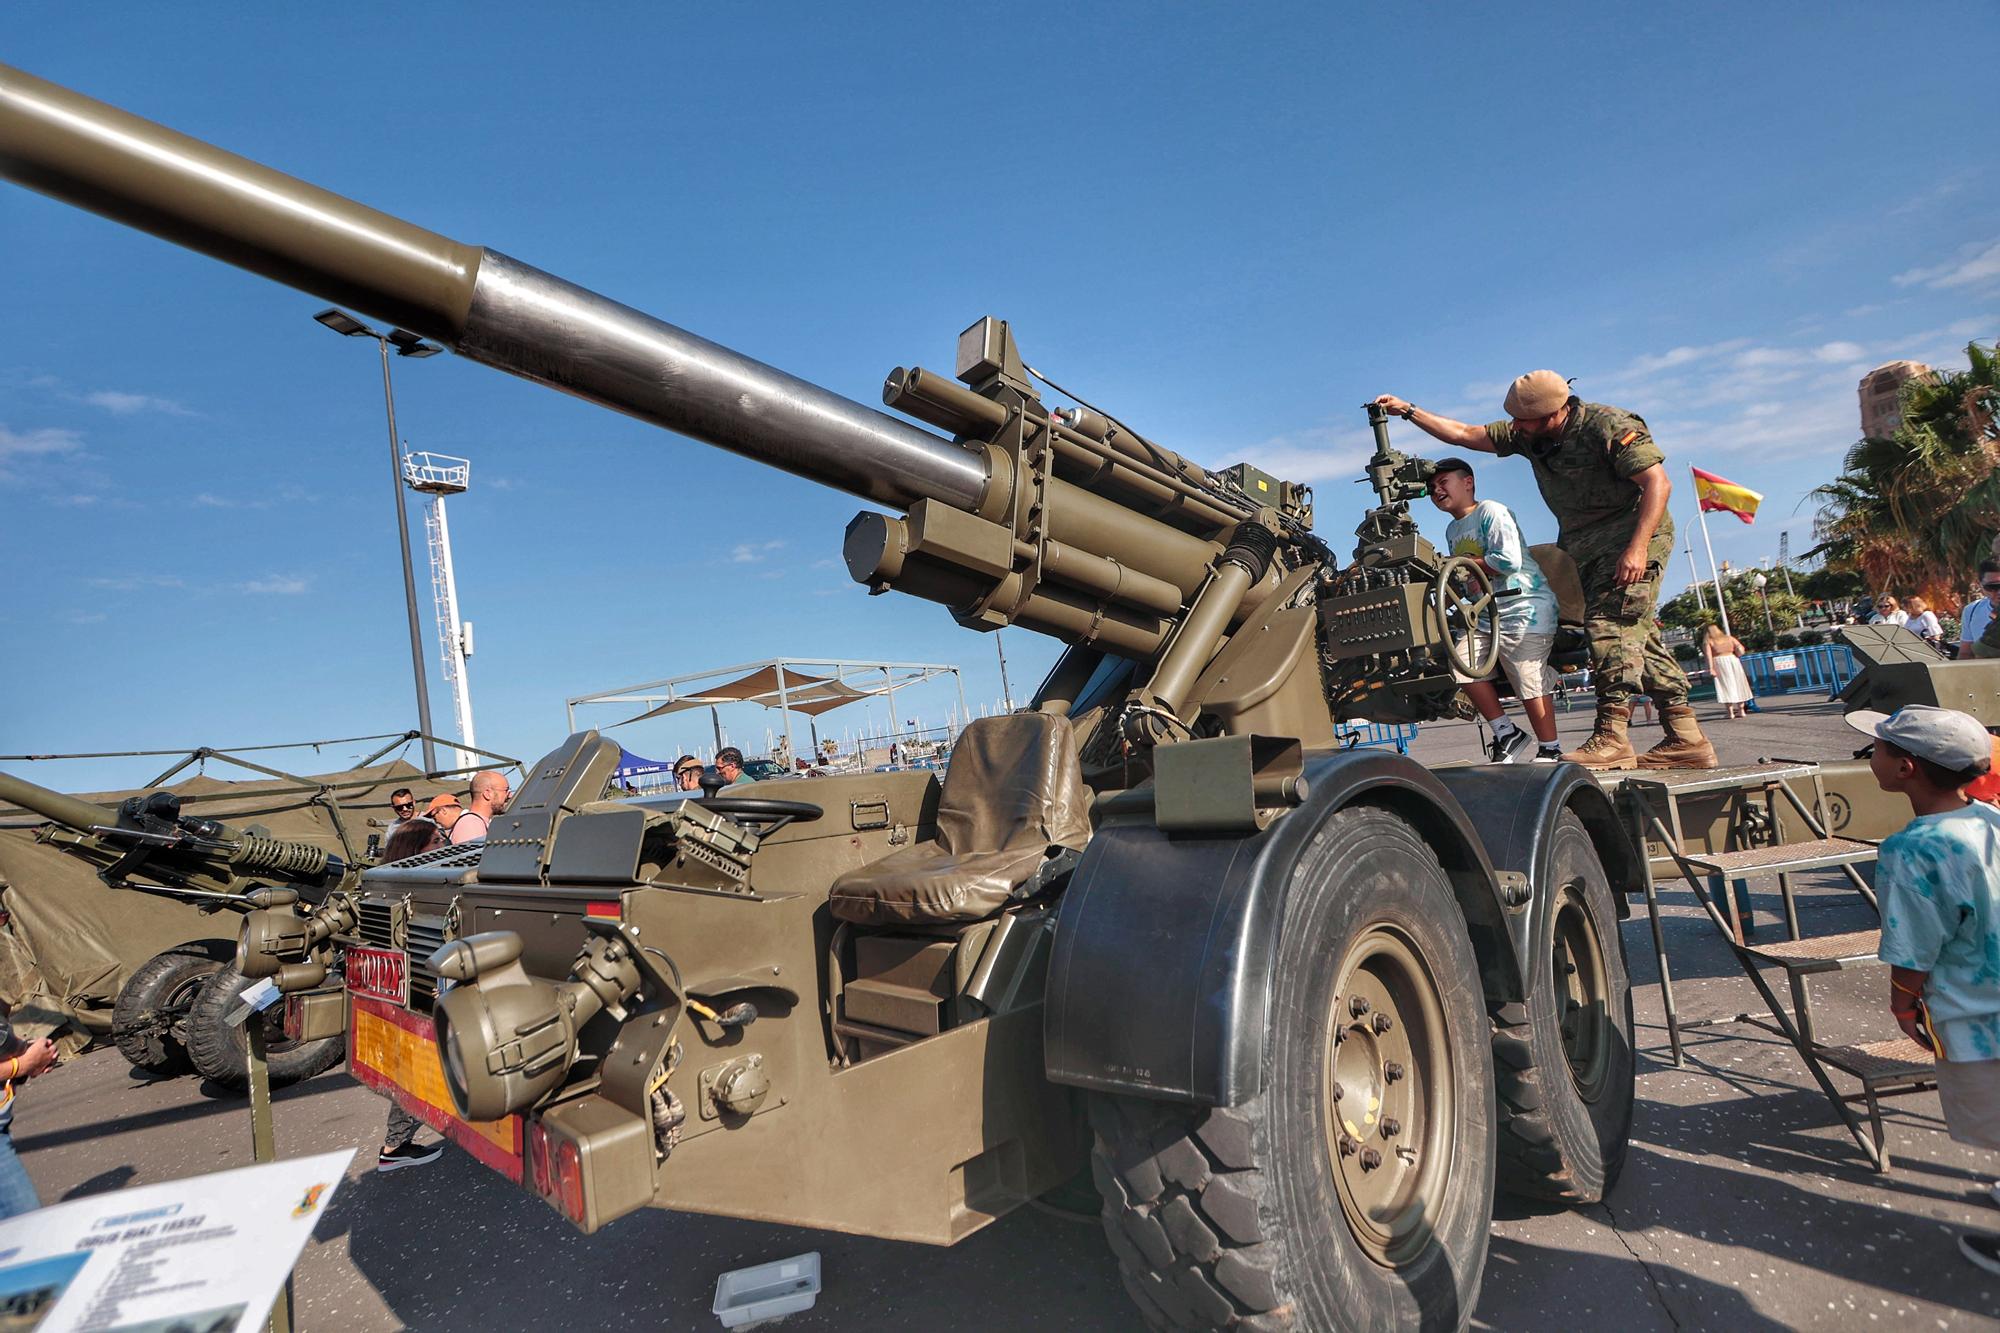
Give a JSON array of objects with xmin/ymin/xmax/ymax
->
[{"xmin": 1372, "ymin": 371, "xmax": 1717, "ymax": 769}]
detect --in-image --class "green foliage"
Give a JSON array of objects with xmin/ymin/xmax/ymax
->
[
  {"xmin": 1809, "ymin": 341, "xmax": 2000, "ymax": 603},
  {"xmin": 1798, "ymin": 566, "xmax": 1864, "ymax": 603}
]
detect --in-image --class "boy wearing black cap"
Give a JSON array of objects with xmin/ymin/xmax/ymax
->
[
  {"xmin": 1850, "ymin": 704, "xmax": 2000, "ymax": 1274},
  {"xmin": 1427, "ymin": 457, "xmax": 1562, "ymax": 763}
]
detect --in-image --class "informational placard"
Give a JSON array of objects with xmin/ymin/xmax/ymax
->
[{"xmin": 0, "ymin": 1149, "xmax": 351, "ymax": 1332}]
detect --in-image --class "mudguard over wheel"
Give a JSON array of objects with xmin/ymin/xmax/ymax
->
[
  {"xmin": 1090, "ymin": 805, "xmax": 1495, "ymax": 1331},
  {"xmin": 1492, "ymin": 810, "xmax": 1634, "ymax": 1203},
  {"xmin": 112, "ymin": 945, "xmax": 228, "ymax": 1077},
  {"xmin": 184, "ymin": 969, "xmax": 344, "ymax": 1090}
]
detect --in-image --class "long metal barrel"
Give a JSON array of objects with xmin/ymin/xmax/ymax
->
[
  {"xmin": 0, "ymin": 771, "xmax": 116, "ymax": 832},
  {"xmin": 0, "ymin": 65, "xmax": 989, "ymax": 513}
]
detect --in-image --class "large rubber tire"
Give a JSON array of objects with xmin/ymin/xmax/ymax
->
[
  {"xmin": 1089, "ymin": 805, "xmax": 1496, "ymax": 1331},
  {"xmin": 1492, "ymin": 810, "xmax": 1635, "ymax": 1204},
  {"xmin": 184, "ymin": 970, "xmax": 345, "ymax": 1091},
  {"xmin": 112, "ymin": 946, "xmax": 228, "ymax": 1077}
]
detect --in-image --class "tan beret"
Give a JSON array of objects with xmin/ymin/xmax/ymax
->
[{"xmin": 1503, "ymin": 370, "xmax": 1570, "ymax": 419}]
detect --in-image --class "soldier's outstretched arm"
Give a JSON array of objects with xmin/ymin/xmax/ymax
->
[{"xmin": 1369, "ymin": 396, "xmax": 1496, "ymax": 453}]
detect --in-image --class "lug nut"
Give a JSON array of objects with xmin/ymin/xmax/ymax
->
[
  {"xmin": 1384, "ymin": 1061, "xmax": 1405, "ymax": 1083},
  {"xmin": 1332, "ymin": 1081, "xmax": 1344, "ymax": 1102},
  {"xmin": 1349, "ymin": 996, "xmax": 1371, "ymax": 1018},
  {"xmin": 1359, "ymin": 1148, "xmax": 1382, "ymax": 1171},
  {"xmin": 1338, "ymin": 1134, "xmax": 1358, "ymax": 1158},
  {"xmin": 1372, "ymin": 1013, "xmax": 1394, "ymax": 1035},
  {"xmin": 1381, "ymin": 1118, "xmax": 1401, "ymax": 1138}
]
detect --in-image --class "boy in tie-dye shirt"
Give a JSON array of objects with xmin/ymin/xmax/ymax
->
[
  {"xmin": 1427, "ymin": 458, "xmax": 1561, "ymax": 763},
  {"xmin": 1849, "ymin": 704, "xmax": 2000, "ymax": 1276}
]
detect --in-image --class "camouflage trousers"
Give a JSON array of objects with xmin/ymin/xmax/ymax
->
[{"xmin": 1570, "ymin": 526, "xmax": 1688, "ymax": 711}]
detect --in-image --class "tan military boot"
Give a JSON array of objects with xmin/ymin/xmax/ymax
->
[
  {"xmin": 1637, "ymin": 703, "xmax": 1719, "ymax": 770},
  {"xmin": 1561, "ymin": 704, "xmax": 1636, "ymax": 769}
]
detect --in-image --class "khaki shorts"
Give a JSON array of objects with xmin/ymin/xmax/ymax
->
[
  {"xmin": 1453, "ymin": 628, "xmax": 1556, "ymax": 700},
  {"xmin": 1936, "ymin": 1055, "xmax": 2000, "ymax": 1151}
]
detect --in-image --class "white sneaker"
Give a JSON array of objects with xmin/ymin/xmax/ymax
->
[
  {"xmin": 1502, "ymin": 730, "xmax": 1540, "ymax": 763},
  {"xmin": 1485, "ymin": 731, "xmax": 1522, "ymax": 763}
]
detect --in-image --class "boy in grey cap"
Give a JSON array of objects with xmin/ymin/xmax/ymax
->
[{"xmin": 1848, "ymin": 704, "xmax": 2000, "ymax": 1274}]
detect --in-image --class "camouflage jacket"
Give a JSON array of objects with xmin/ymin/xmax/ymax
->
[{"xmin": 1484, "ymin": 397, "xmax": 1672, "ymax": 550}]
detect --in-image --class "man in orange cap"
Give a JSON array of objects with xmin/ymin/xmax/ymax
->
[
  {"xmin": 424, "ymin": 793, "xmax": 464, "ymax": 840},
  {"xmin": 1372, "ymin": 373, "xmax": 1716, "ymax": 769}
]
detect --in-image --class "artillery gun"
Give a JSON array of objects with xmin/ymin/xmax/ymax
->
[
  {"xmin": 3, "ymin": 64, "xmax": 1641, "ymax": 1331},
  {"xmin": 0, "ymin": 770, "xmax": 355, "ymax": 1088}
]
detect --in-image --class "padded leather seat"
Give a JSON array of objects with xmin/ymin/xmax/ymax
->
[
  {"xmin": 1529, "ymin": 543, "xmax": 1591, "ymax": 664},
  {"xmin": 828, "ymin": 713, "xmax": 1091, "ymax": 926}
]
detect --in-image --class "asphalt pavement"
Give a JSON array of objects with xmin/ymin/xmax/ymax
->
[{"xmin": 12, "ymin": 693, "xmax": 2000, "ymax": 1330}]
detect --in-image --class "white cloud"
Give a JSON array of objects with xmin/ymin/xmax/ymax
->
[
  {"xmin": 88, "ymin": 574, "xmax": 185, "ymax": 591},
  {"xmin": 0, "ymin": 424, "xmax": 83, "ymax": 462},
  {"xmin": 1895, "ymin": 239, "xmax": 2000, "ymax": 291},
  {"xmin": 192, "ymin": 492, "xmax": 275, "ymax": 510},
  {"xmin": 241, "ymin": 575, "xmax": 310, "ymax": 595},
  {"xmin": 1181, "ymin": 424, "xmax": 1376, "ymax": 487},
  {"xmin": 84, "ymin": 390, "xmax": 193, "ymax": 417},
  {"xmin": 61, "ymin": 610, "xmax": 107, "ymax": 625},
  {"xmin": 729, "ymin": 540, "xmax": 787, "ymax": 563}
]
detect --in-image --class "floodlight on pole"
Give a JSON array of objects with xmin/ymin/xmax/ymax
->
[
  {"xmin": 314, "ymin": 305, "xmax": 443, "ymax": 773},
  {"xmin": 405, "ymin": 452, "xmax": 477, "ymax": 771}
]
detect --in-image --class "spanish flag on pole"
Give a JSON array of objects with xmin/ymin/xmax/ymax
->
[{"xmin": 1691, "ymin": 467, "xmax": 1762, "ymax": 524}]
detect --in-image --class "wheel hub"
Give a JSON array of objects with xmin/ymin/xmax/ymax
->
[
  {"xmin": 1323, "ymin": 925, "xmax": 1454, "ymax": 1267},
  {"xmin": 1552, "ymin": 883, "xmax": 1612, "ymax": 1100}
]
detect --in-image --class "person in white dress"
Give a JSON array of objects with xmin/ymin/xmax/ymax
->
[{"xmin": 1705, "ymin": 623, "xmax": 1753, "ymax": 719}]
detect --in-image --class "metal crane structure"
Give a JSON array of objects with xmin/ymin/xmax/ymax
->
[{"xmin": 402, "ymin": 451, "xmax": 477, "ymax": 771}]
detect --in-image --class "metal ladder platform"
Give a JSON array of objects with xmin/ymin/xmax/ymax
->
[{"xmin": 1623, "ymin": 762, "xmax": 1930, "ymax": 1170}]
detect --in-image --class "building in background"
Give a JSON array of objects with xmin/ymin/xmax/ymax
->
[{"xmin": 1857, "ymin": 360, "xmax": 1938, "ymax": 440}]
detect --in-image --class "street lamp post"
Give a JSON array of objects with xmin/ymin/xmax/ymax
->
[
  {"xmin": 1754, "ymin": 572, "xmax": 1774, "ymax": 637},
  {"xmin": 314, "ymin": 308, "xmax": 443, "ymax": 773}
]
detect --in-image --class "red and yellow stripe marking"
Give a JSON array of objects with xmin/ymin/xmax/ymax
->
[{"xmin": 349, "ymin": 994, "xmax": 523, "ymax": 1181}]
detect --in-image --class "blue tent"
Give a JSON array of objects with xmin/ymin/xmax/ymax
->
[{"xmin": 613, "ymin": 747, "xmax": 677, "ymax": 782}]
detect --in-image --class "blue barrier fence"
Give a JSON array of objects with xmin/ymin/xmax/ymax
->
[
  {"xmin": 1337, "ymin": 722, "xmax": 1419, "ymax": 755},
  {"xmin": 1738, "ymin": 643, "xmax": 1857, "ymax": 697}
]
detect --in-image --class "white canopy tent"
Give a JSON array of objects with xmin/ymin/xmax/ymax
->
[{"xmin": 564, "ymin": 657, "xmax": 968, "ymax": 773}]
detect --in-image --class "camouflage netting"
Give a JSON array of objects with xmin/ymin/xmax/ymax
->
[{"xmin": 0, "ymin": 759, "xmax": 462, "ymax": 1049}]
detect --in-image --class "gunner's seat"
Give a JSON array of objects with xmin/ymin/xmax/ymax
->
[
  {"xmin": 828, "ymin": 712, "xmax": 1091, "ymax": 926},
  {"xmin": 1529, "ymin": 542, "xmax": 1591, "ymax": 671}
]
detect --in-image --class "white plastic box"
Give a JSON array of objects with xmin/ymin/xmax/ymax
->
[{"xmin": 713, "ymin": 1251, "xmax": 823, "ymax": 1328}]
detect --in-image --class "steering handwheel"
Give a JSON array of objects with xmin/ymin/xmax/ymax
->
[
  {"xmin": 1428, "ymin": 556, "xmax": 1501, "ymax": 679},
  {"xmin": 692, "ymin": 795, "xmax": 824, "ymax": 835}
]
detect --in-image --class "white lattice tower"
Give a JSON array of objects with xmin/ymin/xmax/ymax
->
[{"xmin": 403, "ymin": 452, "xmax": 476, "ymax": 770}]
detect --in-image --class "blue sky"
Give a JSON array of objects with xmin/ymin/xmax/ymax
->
[{"xmin": 4, "ymin": 3, "xmax": 1995, "ymax": 791}]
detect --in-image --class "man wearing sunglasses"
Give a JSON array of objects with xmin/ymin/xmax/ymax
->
[
  {"xmin": 1960, "ymin": 560, "xmax": 2000, "ymax": 660},
  {"xmin": 673, "ymin": 756, "xmax": 704, "ymax": 792},
  {"xmin": 383, "ymin": 788, "xmax": 418, "ymax": 841},
  {"xmin": 1372, "ymin": 371, "xmax": 1716, "ymax": 770}
]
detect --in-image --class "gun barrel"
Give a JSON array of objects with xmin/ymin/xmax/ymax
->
[
  {"xmin": 0, "ymin": 771, "xmax": 117, "ymax": 834},
  {"xmin": 0, "ymin": 64, "xmax": 988, "ymax": 513}
]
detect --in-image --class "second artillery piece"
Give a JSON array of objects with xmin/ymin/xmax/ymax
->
[
  {"xmin": 0, "ymin": 770, "xmax": 358, "ymax": 1089},
  {"xmin": 4, "ymin": 62, "xmax": 1639, "ymax": 1332}
]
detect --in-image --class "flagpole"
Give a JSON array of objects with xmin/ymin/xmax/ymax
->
[
  {"xmin": 1692, "ymin": 469, "xmax": 1733, "ymax": 637},
  {"xmin": 1686, "ymin": 538, "xmax": 1707, "ymax": 612}
]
